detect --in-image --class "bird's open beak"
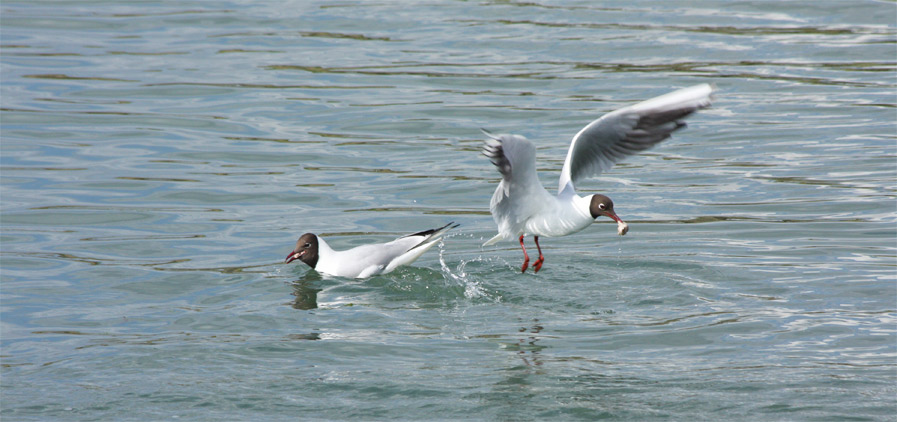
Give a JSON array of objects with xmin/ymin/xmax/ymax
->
[{"xmin": 284, "ymin": 250, "xmax": 303, "ymax": 264}]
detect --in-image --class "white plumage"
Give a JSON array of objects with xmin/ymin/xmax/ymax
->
[
  {"xmin": 285, "ymin": 222, "xmax": 458, "ymax": 278},
  {"xmin": 483, "ymin": 84, "xmax": 714, "ymax": 272}
]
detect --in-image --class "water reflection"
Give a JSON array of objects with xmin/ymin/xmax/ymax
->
[
  {"xmin": 512, "ymin": 318, "xmax": 546, "ymax": 368},
  {"xmin": 289, "ymin": 273, "xmax": 324, "ymax": 310},
  {"xmin": 485, "ymin": 318, "xmax": 547, "ymax": 419}
]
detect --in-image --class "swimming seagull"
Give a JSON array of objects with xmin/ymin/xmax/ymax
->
[
  {"xmin": 482, "ymin": 84, "xmax": 714, "ymax": 273},
  {"xmin": 284, "ymin": 222, "xmax": 459, "ymax": 278}
]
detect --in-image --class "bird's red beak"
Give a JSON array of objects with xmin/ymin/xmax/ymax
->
[
  {"xmin": 604, "ymin": 211, "xmax": 629, "ymax": 236},
  {"xmin": 603, "ymin": 210, "xmax": 622, "ymax": 224},
  {"xmin": 601, "ymin": 210, "xmax": 629, "ymax": 236},
  {"xmin": 285, "ymin": 250, "xmax": 303, "ymax": 264}
]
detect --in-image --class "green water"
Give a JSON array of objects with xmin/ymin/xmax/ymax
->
[{"xmin": 2, "ymin": 1, "xmax": 895, "ymax": 420}]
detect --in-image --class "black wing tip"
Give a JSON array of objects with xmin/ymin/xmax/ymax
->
[
  {"xmin": 481, "ymin": 141, "xmax": 509, "ymax": 166},
  {"xmin": 404, "ymin": 222, "xmax": 459, "ymax": 238},
  {"xmin": 437, "ymin": 221, "xmax": 460, "ymax": 232},
  {"xmin": 482, "ymin": 141, "xmax": 506, "ymax": 165}
]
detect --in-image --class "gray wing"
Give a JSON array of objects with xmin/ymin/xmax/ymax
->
[
  {"xmin": 482, "ymin": 130, "xmax": 554, "ymax": 244},
  {"xmin": 557, "ymin": 84, "xmax": 714, "ymax": 193},
  {"xmin": 482, "ymin": 129, "xmax": 538, "ymax": 190}
]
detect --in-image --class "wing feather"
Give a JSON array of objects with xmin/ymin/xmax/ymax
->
[
  {"xmin": 383, "ymin": 222, "xmax": 458, "ymax": 272},
  {"xmin": 558, "ymin": 84, "xmax": 714, "ymax": 193},
  {"xmin": 482, "ymin": 131, "xmax": 554, "ymax": 244}
]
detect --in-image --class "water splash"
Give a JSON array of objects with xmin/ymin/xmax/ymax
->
[{"xmin": 437, "ymin": 237, "xmax": 499, "ymax": 301}]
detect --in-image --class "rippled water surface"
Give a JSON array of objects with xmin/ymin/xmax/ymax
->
[{"xmin": 2, "ymin": 1, "xmax": 895, "ymax": 420}]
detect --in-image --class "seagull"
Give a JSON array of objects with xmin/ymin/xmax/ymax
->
[
  {"xmin": 482, "ymin": 84, "xmax": 714, "ymax": 273},
  {"xmin": 284, "ymin": 222, "xmax": 459, "ymax": 278}
]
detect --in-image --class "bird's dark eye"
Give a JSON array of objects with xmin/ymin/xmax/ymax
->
[
  {"xmin": 598, "ymin": 203, "xmax": 607, "ymax": 210},
  {"xmin": 304, "ymin": 243, "xmax": 311, "ymax": 248}
]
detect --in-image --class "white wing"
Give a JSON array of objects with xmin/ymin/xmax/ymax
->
[
  {"xmin": 557, "ymin": 84, "xmax": 714, "ymax": 193},
  {"xmin": 383, "ymin": 222, "xmax": 458, "ymax": 273},
  {"xmin": 482, "ymin": 130, "xmax": 554, "ymax": 245}
]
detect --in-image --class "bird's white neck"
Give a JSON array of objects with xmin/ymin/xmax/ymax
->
[{"xmin": 315, "ymin": 237, "xmax": 334, "ymax": 254}]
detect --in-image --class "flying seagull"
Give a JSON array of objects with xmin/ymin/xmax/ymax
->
[{"xmin": 482, "ymin": 84, "xmax": 714, "ymax": 273}]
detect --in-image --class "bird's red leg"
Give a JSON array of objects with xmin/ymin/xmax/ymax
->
[
  {"xmin": 533, "ymin": 236, "xmax": 545, "ymax": 273},
  {"xmin": 519, "ymin": 235, "xmax": 530, "ymax": 273}
]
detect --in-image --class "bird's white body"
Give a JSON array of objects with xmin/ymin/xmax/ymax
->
[
  {"xmin": 484, "ymin": 183, "xmax": 593, "ymax": 246},
  {"xmin": 287, "ymin": 223, "xmax": 457, "ymax": 278},
  {"xmin": 523, "ymin": 193, "xmax": 595, "ymax": 238},
  {"xmin": 312, "ymin": 235, "xmax": 441, "ymax": 278}
]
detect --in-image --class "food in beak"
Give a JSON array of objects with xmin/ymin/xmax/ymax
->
[
  {"xmin": 285, "ymin": 250, "xmax": 303, "ymax": 264},
  {"xmin": 617, "ymin": 220, "xmax": 629, "ymax": 236}
]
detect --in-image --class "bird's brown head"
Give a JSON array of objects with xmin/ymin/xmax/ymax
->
[
  {"xmin": 284, "ymin": 233, "xmax": 319, "ymax": 268},
  {"xmin": 589, "ymin": 194, "xmax": 621, "ymax": 222},
  {"xmin": 590, "ymin": 194, "xmax": 629, "ymax": 235}
]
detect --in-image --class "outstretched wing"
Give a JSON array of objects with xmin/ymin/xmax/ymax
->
[
  {"xmin": 557, "ymin": 84, "xmax": 714, "ymax": 193},
  {"xmin": 482, "ymin": 130, "xmax": 553, "ymax": 245},
  {"xmin": 482, "ymin": 129, "xmax": 541, "ymax": 197}
]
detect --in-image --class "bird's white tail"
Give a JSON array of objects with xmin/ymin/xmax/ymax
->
[{"xmin": 482, "ymin": 233, "xmax": 504, "ymax": 247}]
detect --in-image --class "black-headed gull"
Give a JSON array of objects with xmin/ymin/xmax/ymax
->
[
  {"xmin": 285, "ymin": 222, "xmax": 459, "ymax": 278},
  {"xmin": 482, "ymin": 84, "xmax": 714, "ymax": 273}
]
